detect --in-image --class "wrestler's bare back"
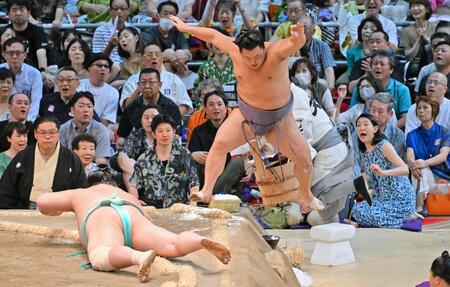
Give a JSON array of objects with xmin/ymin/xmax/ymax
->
[
  {"xmin": 230, "ymin": 42, "xmax": 292, "ymax": 109},
  {"xmin": 66, "ymin": 185, "xmax": 153, "ymax": 250},
  {"xmin": 70, "ymin": 184, "xmax": 143, "ymax": 224}
]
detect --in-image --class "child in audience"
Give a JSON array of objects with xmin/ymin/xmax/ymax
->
[{"xmin": 350, "ymin": 113, "xmax": 416, "ymax": 228}]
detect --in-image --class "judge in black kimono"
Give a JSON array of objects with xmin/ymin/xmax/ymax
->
[{"xmin": 0, "ymin": 116, "xmax": 88, "ymax": 209}]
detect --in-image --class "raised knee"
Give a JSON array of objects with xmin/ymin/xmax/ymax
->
[{"xmin": 89, "ymin": 246, "xmax": 115, "ymax": 271}]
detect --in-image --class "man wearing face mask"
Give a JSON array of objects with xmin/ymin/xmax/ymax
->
[{"xmin": 142, "ymin": 1, "xmax": 191, "ymax": 75}]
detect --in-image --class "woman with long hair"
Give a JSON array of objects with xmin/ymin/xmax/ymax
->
[
  {"xmin": 111, "ymin": 26, "xmax": 145, "ymax": 87},
  {"xmin": 55, "ymin": 29, "xmax": 81, "ymax": 66},
  {"xmin": 350, "ymin": 113, "xmax": 416, "ymax": 228},
  {"xmin": 62, "ymin": 38, "xmax": 91, "ymax": 80}
]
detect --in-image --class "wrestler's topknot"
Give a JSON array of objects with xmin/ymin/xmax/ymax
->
[
  {"xmin": 234, "ymin": 29, "xmax": 264, "ymax": 52},
  {"xmin": 88, "ymin": 164, "xmax": 119, "ymax": 187}
]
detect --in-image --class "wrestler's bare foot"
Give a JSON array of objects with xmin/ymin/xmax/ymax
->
[
  {"xmin": 298, "ymin": 195, "xmax": 325, "ymax": 211},
  {"xmin": 201, "ymin": 238, "xmax": 231, "ymax": 264},
  {"xmin": 138, "ymin": 250, "xmax": 156, "ymax": 283},
  {"xmin": 190, "ymin": 190, "xmax": 212, "ymax": 204}
]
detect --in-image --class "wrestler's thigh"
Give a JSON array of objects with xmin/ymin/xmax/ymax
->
[
  {"xmin": 275, "ymin": 113, "xmax": 310, "ymax": 158},
  {"xmin": 212, "ymin": 108, "xmax": 250, "ymax": 151},
  {"xmin": 131, "ymin": 217, "xmax": 177, "ymax": 252}
]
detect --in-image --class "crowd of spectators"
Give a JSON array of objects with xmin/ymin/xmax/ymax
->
[{"xmin": 0, "ymin": 0, "xmax": 448, "ymax": 230}]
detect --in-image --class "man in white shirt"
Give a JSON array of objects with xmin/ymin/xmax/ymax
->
[
  {"xmin": 0, "ymin": 37, "xmax": 42, "ymax": 121},
  {"xmin": 92, "ymin": 0, "xmax": 133, "ymax": 64},
  {"xmin": 77, "ymin": 53, "xmax": 119, "ymax": 126},
  {"xmin": 406, "ymin": 72, "xmax": 450, "ymax": 135},
  {"xmin": 347, "ymin": 0, "xmax": 398, "ymax": 48},
  {"xmin": 120, "ymin": 43, "xmax": 193, "ymax": 116}
]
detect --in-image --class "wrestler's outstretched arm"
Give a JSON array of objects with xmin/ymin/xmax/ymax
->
[
  {"xmin": 170, "ymin": 16, "xmax": 238, "ymax": 54},
  {"xmin": 36, "ymin": 189, "xmax": 77, "ymax": 216},
  {"xmin": 272, "ymin": 23, "xmax": 306, "ymax": 60}
]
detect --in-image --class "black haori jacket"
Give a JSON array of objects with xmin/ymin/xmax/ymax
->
[{"xmin": 0, "ymin": 144, "xmax": 88, "ymax": 209}]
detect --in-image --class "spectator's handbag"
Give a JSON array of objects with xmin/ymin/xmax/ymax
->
[
  {"xmin": 425, "ymin": 180, "xmax": 450, "ymax": 216},
  {"xmin": 259, "ymin": 206, "xmax": 288, "ymax": 229}
]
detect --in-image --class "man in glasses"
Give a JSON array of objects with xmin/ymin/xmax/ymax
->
[
  {"xmin": 78, "ymin": 0, "xmax": 139, "ymax": 23},
  {"xmin": 118, "ymin": 68, "xmax": 181, "ymax": 139},
  {"xmin": 0, "ymin": 37, "xmax": 43, "ymax": 121},
  {"xmin": 77, "ymin": 53, "xmax": 120, "ymax": 127},
  {"xmin": 406, "ymin": 71, "xmax": 450, "ymax": 136},
  {"xmin": 92, "ymin": 0, "xmax": 133, "ymax": 64},
  {"xmin": 39, "ymin": 66, "xmax": 80, "ymax": 125},
  {"xmin": 120, "ymin": 43, "xmax": 193, "ymax": 116},
  {"xmin": 0, "ymin": 116, "xmax": 88, "ymax": 209},
  {"xmin": 170, "ymin": 16, "xmax": 324, "ymax": 210}
]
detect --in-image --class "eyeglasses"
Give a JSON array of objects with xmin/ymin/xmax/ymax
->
[
  {"xmin": 426, "ymin": 80, "xmax": 444, "ymax": 86},
  {"xmin": 143, "ymin": 51, "xmax": 161, "ymax": 57},
  {"xmin": 36, "ymin": 129, "xmax": 58, "ymax": 136},
  {"xmin": 139, "ymin": 80, "xmax": 159, "ymax": 86},
  {"xmin": 111, "ymin": 6, "xmax": 128, "ymax": 12},
  {"xmin": 4, "ymin": 50, "xmax": 25, "ymax": 57},
  {"xmin": 92, "ymin": 63, "xmax": 110, "ymax": 69},
  {"xmin": 57, "ymin": 78, "xmax": 78, "ymax": 83}
]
